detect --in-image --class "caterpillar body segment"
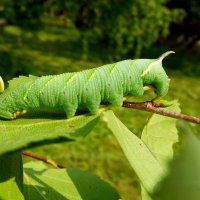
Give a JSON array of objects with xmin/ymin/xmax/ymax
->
[{"xmin": 0, "ymin": 51, "xmax": 173, "ymax": 119}]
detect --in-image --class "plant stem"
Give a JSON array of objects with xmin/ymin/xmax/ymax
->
[
  {"xmin": 22, "ymin": 151, "xmax": 64, "ymax": 169},
  {"xmin": 123, "ymin": 101, "xmax": 200, "ymax": 124}
]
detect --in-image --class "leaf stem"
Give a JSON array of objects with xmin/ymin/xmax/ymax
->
[
  {"xmin": 123, "ymin": 101, "xmax": 200, "ymax": 124},
  {"xmin": 22, "ymin": 151, "xmax": 65, "ymax": 169}
]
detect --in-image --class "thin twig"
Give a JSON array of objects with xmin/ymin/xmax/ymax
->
[
  {"xmin": 22, "ymin": 151, "xmax": 65, "ymax": 169},
  {"xmin": 123, "ymin": 101, "xmax": 200, "ymax": 124}
]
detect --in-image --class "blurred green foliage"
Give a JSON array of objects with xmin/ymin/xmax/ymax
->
[
  {"xmin": 0, "ymin": 1, "xmax": 200, "ymax": 75},
  {"xmin": 71, "ymin": 0, "xmax": 184, "ymax": 58},
  {"xmin": 0, "ymin": 0, "xmax": 199, "ymax": 79},
  {"xmin": 167, "ymin": 0, "xmax": 200, "ymax": 48},
  {"xmin": 0, "ymin": 0, "xmax": 195, "ymax": 57},
  {"xmin": 0, "ymin": 0, "xmax": 44, "ymax": 28}
]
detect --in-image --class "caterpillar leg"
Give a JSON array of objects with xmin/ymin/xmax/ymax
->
[
  {"xmin": 109, "ymin": 94, "xmax": 123, "ymax": 106},
  {"xmin": 143, "ymin": 85, "xmax": 155, "ymax": 92},
  {"xmin": 87, "ymin": 103, "xmax": 100, "ymax": 115},
  {"xmin": 86, "ymin": 96, "xmax": 101, "ymax": 115},
  {"xmin": 63, "ymin": 104, "xmax": 78, "ymax": 118},
  {"xmin": 12, "ymin": 110, "xmax": 27, "ymax": 119},
  {"xmin": 152, "ymin": 97, "xmax": 172, "ymax": 107},
  {"xmin": 129, "ymin": 83, "xmax": 144, "ymax": 97},
  {"xmin": 65, "ymin": 110, "xmax": 76, "ymax": 118}
]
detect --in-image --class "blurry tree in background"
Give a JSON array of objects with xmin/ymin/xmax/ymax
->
[
  {"xmin": 167, "ymin": 0, "xmax": 200, "ymax": 48},
  {"xmin": 0, "ymin": 0, "xmax": 199, "ymax": 77},
  {"xmin": 0, "ymin": 0, "xmax": 45, "ymax": 29},
  {"xmin": 72, "ymin": 0, "xmax": 184, "ymax": 58},
  {"xmin": 0, "ymin": 0, "xmax": 185, "ymax": 57}
]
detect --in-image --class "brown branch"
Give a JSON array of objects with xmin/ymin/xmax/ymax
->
[
  {"xmin": 22, "ymin": 151, "xmax": 65, "ymax": 169},
  {"xmin": 123, "ymin": 101, "xmax": 200, "ymax": 124}
]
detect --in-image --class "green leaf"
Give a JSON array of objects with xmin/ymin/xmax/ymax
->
[
  {"xmin": 7, "ymin": 75, "xmax": 38, "ymax": 91},
  {"xmin": 141, "ymin": 186, "xmax": 153, "ymax": 200},
  {"xmin": 24, "ymin": 161, "xmax": 120, "ymax": 200},
  {"xmin": 102, "ymin": 110, "xmax": 164, "ymax": 193},
  {"xmin": 141, "ymin": 101, "xmax": 180, "ymax": 170},
  {"xmin": 0, "ymin": 153, "xmax": 24, "ymax": 200},
  {"xmin": 0, "ymin": 111, "xmax": 102, "ymax": 156},
  {"xmin": 153, "ymin": 133, "xmax": 200, "ymax": 200},
  {"xmin": 140, "ymin": 101, "xmax": 180, "ymax": 200}
]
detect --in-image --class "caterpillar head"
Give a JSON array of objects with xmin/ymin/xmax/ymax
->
[
  {"xmin": 141, "ymin": 51, "xmax": 175, "ymax": 97},
  {"xmin": 0, "ymin": 76, "xmax": 4, "ymax": 93}
]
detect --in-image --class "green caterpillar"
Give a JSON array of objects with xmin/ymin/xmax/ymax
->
[{"xmin": 0, "ymin": 51, "xmax": 174, "ymax": 119}]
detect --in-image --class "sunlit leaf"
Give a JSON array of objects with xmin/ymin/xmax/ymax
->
[
  {"xmin": 140, "ymin": 101, "xmax": 180, "ymax": 200},
  {"xmin": 141, "ymin": 186, "xmax": 153, "ymax": 200},
  {"xmin": 141, "ymin": 101, "xmax": 180, "ymax": 169},
  {"xmin": 102, "ymin": 110, "xmax": 164, "ymax": 193}
]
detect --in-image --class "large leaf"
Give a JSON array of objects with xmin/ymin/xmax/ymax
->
[
  {"xmin": 0, "ymin": 153, "xmax": 24, "ymax": 200},
  {"xmin": 141, "ymin": 101, "xmax": 180, "ymax": 200},
  {"xmin": 0, "ymin": 110, "xmax": 102, "ymax": 156},
  {"xmin": 153, "ymin": 132, "xmax": 200, "ymax": 200},
  {"xmin": 102, "ymin": 110, "xmax": 164, "ymax": 193},
  {"xmin": 141, "ymin": 101, "xmax": 180, "ymax": 170},
  {"xmin": 24, "ymin": 161, "xmax": 120, "ymax": 200},
  {"xmin": 141, "ymin": 186, "xmax": 153, "ymax": 200}
]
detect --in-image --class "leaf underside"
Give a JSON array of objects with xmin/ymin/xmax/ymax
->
[
  {"xmin": 102, "ymin": 101, "xmax": 180, "ymax": 200},
  {"xmin": 0, "ymin": 110, "xmax": 103, "ymax": 156},
  {"xmin": 24, "ymin": 161, "xmax": 120, "ymax": 200},
  {"xmin": 102, "ymin": 110, "xmax": 164, "ymax": 193}
]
